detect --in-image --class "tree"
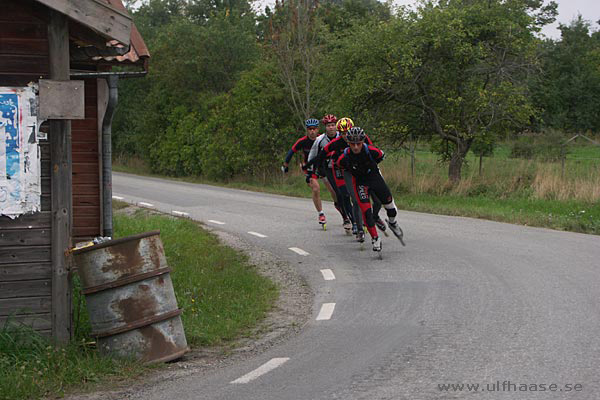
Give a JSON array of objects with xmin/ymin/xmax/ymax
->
[
  {"xmin": 531, "ymin": 16, "xmax": 600, "ymax": 133},
  {"xmin": 266, "ymin": 0, "xmax": 327, "ymax": 127},
  {"xmin": 329, "ymin": 0, "xmax": 557, "ymax": 182}
]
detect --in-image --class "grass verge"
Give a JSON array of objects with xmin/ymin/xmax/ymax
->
[
  {"xmin": 0, "ymin": 324, "xmax": 144, "ymax": 400},
  {"xmin": 112, "ymin": 210, "xmax": 278, "ymax": 346},
  {"xmin": 0, "ymin": 207, "xmax": 278, "ymax": 400}
]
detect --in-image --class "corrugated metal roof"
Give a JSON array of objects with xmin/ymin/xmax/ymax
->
[
  {"xmin": 68, "ymin": 0, "xmax": 149, "ymax": 68},
  {"xmin": 102, "ymin": 0, "xmax": 150, "ymax": 65}
]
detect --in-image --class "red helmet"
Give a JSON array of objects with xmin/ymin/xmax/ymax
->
[{"xmin": 321, "ymin": 114, "xmax": 337, "ymax": 124}]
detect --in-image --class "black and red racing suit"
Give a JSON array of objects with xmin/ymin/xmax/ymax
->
[{"xmin": 337, "ymin": 144, "xmax": 394, "ymax": 239}]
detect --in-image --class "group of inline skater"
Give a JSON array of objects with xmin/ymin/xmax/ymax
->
[{"xmin": 281, "ymin": 115, "xmax": 405, "ymax": 256}]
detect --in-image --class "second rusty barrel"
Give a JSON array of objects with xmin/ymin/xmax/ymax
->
[{"xmin": 72, "ymin": 231, "xmax": 188, "ymax": 363}]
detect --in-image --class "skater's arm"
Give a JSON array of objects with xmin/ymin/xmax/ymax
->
[
  {"xmin": 368, "ymin": 145, "xmax": 384, "ymax": 163},
  {"xmin": 324, "ymin": 136, "xmax": 341, "ymax": 153},
  {"xmin": 284, "ymin": 135, "xmax": 307, "ymax": 165},
  {"xmin": 336, "ymin": 152, "xmax": 348, "ymax": 170}
]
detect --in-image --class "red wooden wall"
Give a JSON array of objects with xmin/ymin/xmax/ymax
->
[{"xmin": 0, "ymin": 0, "xmax": 103, "ymax": 333}]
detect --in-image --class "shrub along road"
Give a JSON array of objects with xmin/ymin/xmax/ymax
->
[{"xmin": 111, "ymin": 172, "xmax": 600, "ymax": 399}]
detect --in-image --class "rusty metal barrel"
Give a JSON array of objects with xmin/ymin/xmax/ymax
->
[{"xmin": 72, "ymin": 231, "xmax": 188, "ymax": 363}]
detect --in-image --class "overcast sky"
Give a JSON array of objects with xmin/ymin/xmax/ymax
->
[{"xmin": 255, "ymin": 0, "xmax": 599, "ymax": 39}]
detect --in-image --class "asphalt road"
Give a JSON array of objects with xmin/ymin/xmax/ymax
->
[{"xmin": 113, "ymin": 172, "xmax": 600, "ymax": 399}]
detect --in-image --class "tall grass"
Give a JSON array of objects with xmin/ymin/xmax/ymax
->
[
  {"xmin": 0, "ymin": 324, "xmax": 143, "ymax": 400},
  {"xmin": 380, "ymin": 152, "xmax": 600, "ymax": 202}
]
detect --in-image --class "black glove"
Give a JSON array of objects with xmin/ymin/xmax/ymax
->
[
  {"xmin": 281, "ymin": 165, "xmax": 289, "ymax": 173},
  {"xmin": 305, "ymin": 173, "xmax": 312, "ymax": 183}
]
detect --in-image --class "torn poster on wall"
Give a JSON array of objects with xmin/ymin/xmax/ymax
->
[{"xmin": 0, "ymin": 85, "xmax": 40, "ymax": 219}]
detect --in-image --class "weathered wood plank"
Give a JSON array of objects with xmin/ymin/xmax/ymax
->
[
  {"xmin": 0, "ymin": 313, "xmax": 52, "ymax": 330},
  {"xmin": 0, "ymin": 1, "xmax": 48, "ymax": 23},
  {"xmin": 73, "ymin": 197, "xmax": 100, "ymax": 208},
  {"xmin": 72, "ymin": 152, "xmax": 98, "ymax": 163},
  {"xmin": 0, "ymin": 280, "xmax": 51, "ymax": 299},
  {"xmin": 69, "ymin": 185, "xmax": 98, "ymax": 196},
  {"xmin": 84, "ymin": 105, "xmax": 97, "ymax": 118},
  {"xmin": 72, "ymin": 142, "xmax": 98, "ymax": 152},
  {"xmin": 0, "ymin": 229, "xmax": 51, "ymax": 246},
  {"xmin": 0, "ymin": 247, "xmax": 51, "ymax": 265},
  {"xmin": 72, "ymin": 118, "xmax": 97, "ymax": 131},
  {"xmin": 48, "ymin": 9, "xmax": 72, "ymax": 342},
  {"xmin": 0, "ymin": 38, "xmax": 48, "ymax": 55},
  {"xmin": 40, "ymin": 143, "xmax": 50, "ymax": 160},
  {"xmin": 73, "ymin": 173, "xmax": 100, "ymax": 185},
  {"xmin": 72, "ymin": 163, "xmax": 101, "ymax": 174},
  {"xmin": 39, "ymin": 79, "xmax": 85, "ymax": 120},
  {"xmin": 0, "ymin": 263, "xmax": 52, "ymax": 282},
  {"xmin": 41, "ymin": 195, "xmax": 51, "ymax": 211},
  {"xmin": 73, "ymin": 205, "xmax": 100, "ymax": 217},
  {"xmin": 0, "ymin": 74, "xmax": 49, "ymax": 87},
  {"xmin": 0, "ymin": 54, "xmax": 49, "ymax": 74},
  {"xmin": 0, "ymin": 22, "xmax": 47, "ymax": 39},
  {"xmin": 37, "ymin": 0, "xmax": 132, "ymax": 45},
  {"xmin": 0, "ymin": 296, "xmax": 51, "ymax": 316},
  {"xmin": 42, "ymin": 177, "xmax": 50, "ymax": 192},
  {"xmin": 0, "ymin": 212, "xmax": 51, "ymax": 229},
  {"xmin": 73, "ymin": 216, "xmax": 100, "ymax": 227},
  {"xmin": 73, "ymin": 226, "xmax": 100, "ymax": 239}
]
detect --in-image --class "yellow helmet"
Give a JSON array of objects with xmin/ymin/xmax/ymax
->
[{"xmin": 336, "ymin": 117, "xmax": 354, "ymax": 132}]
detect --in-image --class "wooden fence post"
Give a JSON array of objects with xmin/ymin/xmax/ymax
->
[{"xmin": 48, "ymin": 10, "xmax": 72, "ymax": 343}]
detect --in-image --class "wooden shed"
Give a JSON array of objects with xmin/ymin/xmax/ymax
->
[{"xmin": 0, "ymin": 0, "xmax": 149, "ymax": 341}]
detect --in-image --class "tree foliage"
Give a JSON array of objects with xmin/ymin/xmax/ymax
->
[
  {"xmin": 112, "ymin": 0, "xmax": 600, "ymax": 183},
  {"xmin": 531, "ymin": 16, "xmax": 600, "ymax": 133},
  {"xmin": 327, "ymin": 0, "xmax": 557, "ymax": 181}
]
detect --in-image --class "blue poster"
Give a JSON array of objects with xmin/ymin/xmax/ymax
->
[
  {"xmin": 0, "ymin": 86, "xmax": 40, "ymax": 218},
  {"xmin": 0, "ymin": 93, "xmax": 20, "ymax": 201}
]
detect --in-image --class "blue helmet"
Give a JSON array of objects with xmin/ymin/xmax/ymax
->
[{"xmin": 305, "ymin": 118, "xmax": 319, "ymax": 128}]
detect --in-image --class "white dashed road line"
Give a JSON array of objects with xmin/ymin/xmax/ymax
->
[
  {"xmin": 138, "ymin": 202, "xmax": 154, "ymax": 208},
  {"xmin": 316, "ymin": 303, "xmax": 336, "ymax": 321},
  {"xmin": 289, "ymin": 247, "xmax": 309, "ymax": 256},
  {"xmin": 208, "ymin": 220, "xmax": 226, "ymax": 225},
  {"xmin": 248, "ymin": 231, "xmax": 267, "ymax": 238},
  {"xmin": 230, "ymin": 358, "xmax": 290, "ymax": 384},
  {"xmin": 112, "ymin": 195, "xmax": 124, "ymax": 200},
  {"xmin": 320, "ymin": 269, "xmax": 335, "ymax": 281}
]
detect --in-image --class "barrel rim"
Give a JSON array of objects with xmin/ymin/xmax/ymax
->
[
  {"xmin": 145, "ymin": 347, "xmax": 189, "ymax": 364},
  {"xmin": 82, "ymin": 267, "xmax": 171, "ymax": 294},
  {"xmin": 92, "ymin": 309, "xmax": 182, "ymax": 338},
  {"xmin": 72, "ymin": 230, "xmax": 161, "ymax": 255}
]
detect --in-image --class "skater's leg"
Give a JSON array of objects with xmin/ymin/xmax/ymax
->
[
  {"xmin": 353, "ymin": 177, "xmax": 377, "ymax": 239},
  {"xmin": 333, "ymin": 166, "xmax": 353, "ymax": 223},
  {"xmin": 345, "ymin": 170, "xmax": 363, "ymax": 231},
  {"xmin": 308, "ymin": 175, "xmax": 322, "ymax": 213},
  {"xmin": 324, "ymin": 169, "xmax": 346, "ymax": 220},
  {"xmin": 372, "ymin": 193, "xmax": 382, "ymax": 220},
  {"xmin": 371, "ymin": 174, "xmax": 404, "ymax": 243}
]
